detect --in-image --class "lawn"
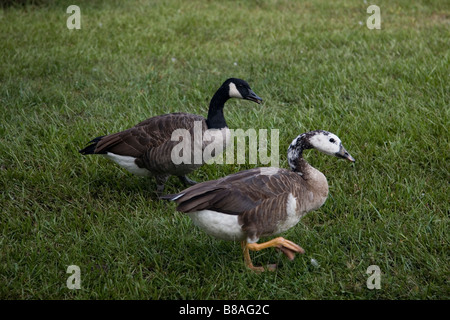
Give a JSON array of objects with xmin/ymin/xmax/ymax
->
[{"xmin": 0, "ymin": 0, "xmax": 448, "ymax": 300}]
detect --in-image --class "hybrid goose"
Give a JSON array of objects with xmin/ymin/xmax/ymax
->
[
  {"xmin": 79, "ymin": 78, "xmax": 262, "ymax": 193},
  {"xmin": 162, "ymin": 130, "xmax": 355, "ymax": 272}
]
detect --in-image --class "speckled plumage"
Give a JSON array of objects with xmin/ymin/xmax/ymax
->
[
  {"xmin": 167, "ymin": 167, "xmax": 327, "ymax": 243},
  {"xmin": 162, "ymin": 130, "xmax": 355, "ymax": 271}
]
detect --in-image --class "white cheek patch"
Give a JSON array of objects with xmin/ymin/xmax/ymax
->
[
  {"xmin": 309, "ymin": 134, "xmax": 340, "ymax": 156},
  {"xmin": 228, "ymin": 82, "xmax": 243, "ymax": 99}
]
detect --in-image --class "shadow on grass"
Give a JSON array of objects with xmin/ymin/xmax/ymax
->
[{"xmin": 85, "ymin": 172, "xmax": 194, "ymax": 201}]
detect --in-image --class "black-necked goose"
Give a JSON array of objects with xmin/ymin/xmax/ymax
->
[
  {"xmin": 79, "ymin": 78, "xmax": 262, "ymax": 193},
  {"xmin": 162, "ymin": 130, "xmax": 355, "ymax": 272}
]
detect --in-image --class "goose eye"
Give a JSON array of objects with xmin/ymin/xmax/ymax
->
[{"xmin": 329, "ymin": 138, "xmax": 335, "ymax": 143}]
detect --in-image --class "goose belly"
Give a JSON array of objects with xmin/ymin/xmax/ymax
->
[
  {"xmin": 187, "ymin": 210, "xmax": 245, "ymax": 241},
  {"xmin": 104, "ymin": 152, "xmax": 151, "ymax": 176}
]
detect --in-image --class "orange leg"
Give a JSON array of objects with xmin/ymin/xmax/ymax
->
[
  {"xmin": 241, "ymin": 241, "xmax": 267, "ymax": 272},
  {"xmin": 241, "ymin": 237, "xmax": 305, "ymax": 272}
]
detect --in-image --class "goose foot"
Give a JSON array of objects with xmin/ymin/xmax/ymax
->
[
  {"xmin": 241, "ymin": 238, "xmax": 305, "ymax": 272},
  {"xmin": 155, "ymin": 175, "xmax": 169, "ymax": 195},
  {"xmin": 275, "ymin": 243, "xmax": 305, "ymax": 260},
  {"xmin": 178, "ymin": 175, "xmax": 197, "ymax": 186},
  {"xmin": 241, "ymin": 242, "xmax": 278, "ymax": 272}
]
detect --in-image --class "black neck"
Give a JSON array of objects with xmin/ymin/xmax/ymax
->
[{"xmin": 205, "ymin": 86, "xmax": 229, "ymax": 129}]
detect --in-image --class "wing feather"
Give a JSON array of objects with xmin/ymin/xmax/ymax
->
[
  {"xmin": 171, "ymin": 168, "xmax": 303, "ymax": 215},
  {"xmin": 90, "ymin": 113, "xmax": 205, "ymax": 158}
]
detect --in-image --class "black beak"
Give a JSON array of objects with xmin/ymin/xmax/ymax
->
[
  {"xmin": 244, "ymin": 89, "xmax": 263, "ymax": 104},
  {"xmin": 336, "ymin": 145, "xmax": 355, "ymax": 162}
]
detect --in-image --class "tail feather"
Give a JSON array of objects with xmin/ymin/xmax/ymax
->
[
  {"xmin": 160, "ymin": 193, "xmax": 185, "ymax": 201},
  {"xmin": 79, "ymin": 136, "xmax": 105, "ymax": 155}
]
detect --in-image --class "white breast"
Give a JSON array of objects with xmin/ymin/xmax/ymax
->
[
  {"xmin": 187, "ymin": 210, "xmax": 245, "ymax": 241},
  {"xmin": 274, "ymin": 193, "xmax": 301, "ymax": 235},
  {"xmin": 104, "ymin": 152, "xmax": 151, "ymax": 176}
]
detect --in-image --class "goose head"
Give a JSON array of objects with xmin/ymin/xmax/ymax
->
[
  {"xmin": 308, "ymin": 130, "xmax": 355, "ymax": 161},
  {"xmin": 288, "ymin": 130, "xmax": 355, "ymax": 171},
  {"xmin": 223, "ymin": 78, "xmax": 263, "ymax": 104},
  {"xmin": 206, "ymin": 78, "xmax": 262, "ymax": 129}
]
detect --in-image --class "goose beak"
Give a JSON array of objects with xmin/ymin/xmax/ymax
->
[
  {"xmin": 337, "ymin": 145, "xmax": 355, "ymax": 162},
  {"xmin": 245, "ymin": 89, "xmax": 263, "ymax": 104}
]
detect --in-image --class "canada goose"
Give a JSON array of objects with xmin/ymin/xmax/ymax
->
[
  {"xmin": 162, "ymin": 130, "xmax": 355, "ymax": 272},
  {"xmin": 79, "ymin": 78, "xmax": 262, "ymax": 193}
]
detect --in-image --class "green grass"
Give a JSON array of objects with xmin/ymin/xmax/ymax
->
[{"xmin": 0, "ymin": 0, "xmax": 448, "ymax": 299}]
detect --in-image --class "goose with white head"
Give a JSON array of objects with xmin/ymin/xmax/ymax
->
[
  {"xmin": 162, "ymin": 130, "xmax": 355, "ymax": 272},
  {"xmin": 79, "ymin": 78, "xmax": 262, "ymax": 193}
]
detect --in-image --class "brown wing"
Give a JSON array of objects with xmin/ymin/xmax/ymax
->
[
  {"xmin": 170, "ymin": 168, "xmax": 305, "ymax": 215},
  {"xmin": 90, "ymin": 113, "xmax": 206, "ymax": 158},
  {"xmin": 166, "ymin": 167, "xmax": 311, "ymax": 240}
]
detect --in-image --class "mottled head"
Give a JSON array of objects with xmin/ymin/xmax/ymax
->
[{"xmin": 288, "ymin": 130, "xmax": 355, "ymax": 170}]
